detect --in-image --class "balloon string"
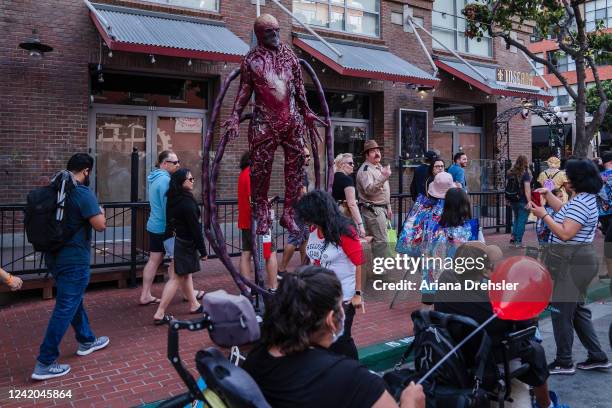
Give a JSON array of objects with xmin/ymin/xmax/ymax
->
[{"xmin": 417, "ymin": 313, "xmax": 498, "ymax": 385}]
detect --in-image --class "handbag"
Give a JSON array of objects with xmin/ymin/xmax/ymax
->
[
  {"xmin": 387, "ymin": 220, "xmax": 397, "ymax": 248},
  {"xmin": 174, "ymin": 236, "xmax": 200, "ymax": 276}
]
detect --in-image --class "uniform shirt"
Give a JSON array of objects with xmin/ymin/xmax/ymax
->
[
  {"xmin": 306, "ymin": 227, "xmax": 363, "ymax": 301},
  {"xmin": 550, "ymin": 192, "xmax": 598, "ymax": 244},
  {"xmin": 49, "ymin": 185, "xmax": 101, "ymax": 266},
  {"xmin": 243, "ymin": 344, "xmax": 386, "ymax": 408},
  {"xmin": 356, "ymin": 161, "xmax": 390, "ymax": 205},
  {"xmin": 237, "ymin": 167, "xmax": 251, "ymax": 230}
]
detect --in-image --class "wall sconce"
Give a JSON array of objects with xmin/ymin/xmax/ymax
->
[{"xmin": 19, "ymin": 29, "xmax": 53, "ymax": 59}]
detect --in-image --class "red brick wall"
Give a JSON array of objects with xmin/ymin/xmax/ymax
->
[{"xmin": 0, "ymin": 0, "xmax": 536, "ymax": 205}]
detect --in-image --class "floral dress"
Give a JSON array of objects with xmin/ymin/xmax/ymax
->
[
  {"xmin": 421, "ymin": 218, "xmax": 480, "ymax": 292},
  {"xmin": 395, "ymin": 194, "xmax": 445, "ymax": 256}
]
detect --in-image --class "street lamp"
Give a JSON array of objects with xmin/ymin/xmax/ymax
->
[{"xmin": 19, "ymin": 29, "xmax": 53, "ymax": 59}]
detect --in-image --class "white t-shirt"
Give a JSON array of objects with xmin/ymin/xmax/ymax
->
[
  {"xmin": 550, "ymin": 193, "xmax": 598, "ymax": 244},
  {"xmin": 305, "ymin": 228, "xmax": 363, "ymax": 301}
]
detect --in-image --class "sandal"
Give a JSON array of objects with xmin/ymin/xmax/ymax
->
[
  {"xmin": 190, "ymin": 305, "xmax": 204, "ymax": 314},
  {"xmin": 139, "ymin": 297, "xmax": 160, "ymax": 306},
  {"xmin": 183, "ymin": 290, "xmax": 205, "ymax": 302},
  {"xmin": 154, "ymin": 314, "xmax": 174, "ymax": 326}
]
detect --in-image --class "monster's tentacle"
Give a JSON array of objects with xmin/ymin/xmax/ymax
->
[{"xmin": 299, "ymin": 59, "xmax": 333, "ymax": 191}]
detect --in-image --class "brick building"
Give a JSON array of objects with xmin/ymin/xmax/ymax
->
[{"xmin": 0, "ymin": 0, "xmax": 550, "ymax": 204}]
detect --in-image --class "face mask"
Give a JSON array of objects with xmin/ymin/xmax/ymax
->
[{"xmin": 331, "ymin": 309, "xmax": 345, "ymax": 343}]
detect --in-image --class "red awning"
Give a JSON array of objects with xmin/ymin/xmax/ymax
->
[
  {"xmin": 435, "ymin": 59, "xmax": 552, "ymax": 101},
  {"xmin": 89, "ymin": 3, "xmax": 249, "ymax": 63},
  {"xmin": 294, "ymin": 36, "xmax": 439, "ymax": 87}
]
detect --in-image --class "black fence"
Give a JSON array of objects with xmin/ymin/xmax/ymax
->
[{"xmin": 0, "ymin": 192, "xmax": 513, "ymax": 278}]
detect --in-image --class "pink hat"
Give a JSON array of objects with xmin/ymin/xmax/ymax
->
[{"xmin": 428, "ymin": 172, "xmax": 455, "ymax": 199}]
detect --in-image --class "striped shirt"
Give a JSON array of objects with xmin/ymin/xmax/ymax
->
[{"xmin": 550, "ymin": 193, "xmax": 598, "ymax": 244}]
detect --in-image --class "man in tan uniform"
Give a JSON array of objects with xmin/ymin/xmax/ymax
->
[{"xmin": 356, "ymin": 140, "xmax": 392, "ymax": 263}]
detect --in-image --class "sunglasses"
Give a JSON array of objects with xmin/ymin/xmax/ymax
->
[
  {"xmin": 187, "ymin": 177, "xmax": 195, "ymax": 182},
  {"xmin": 165, "ymin": 160, "xmax": 180, "ymax": 165},
  {"xmin": 433, "ymin": 165, "xmax": 444, "ymax": 168},
  {"xmin": 305, "ymin": 155, "xmax": 311, "ymax": 158},
  {"xmin": 345, "ymin": 162, "xmax": 354, "ymax": 166}
]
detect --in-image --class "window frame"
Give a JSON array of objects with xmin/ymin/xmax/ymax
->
[
  {"xmin": 432, "ymin": 0, "xmax": 493, "ymax": 57},
  {"xmin": 585, "ymin": 0, "xmax": 612, "ymax": 31},
  {"xmin": 140, "ymin": 0, "xmax": 220, "ymax": 13},
  {"xmin": 293, "ymin": 0, "xmax": 381, "ymax": 37}
]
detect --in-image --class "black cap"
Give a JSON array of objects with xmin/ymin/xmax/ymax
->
[
  {"xmin": 424, "ymin": 150, "xmax": 438, "ymax": 160},
  {"xmin": 602, "ymin": 151, "xmax": 612, "ymax": 165}
]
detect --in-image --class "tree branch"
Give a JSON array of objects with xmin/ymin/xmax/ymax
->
[
  {"xmin": 585, "ymin": 55, "xmax": 610, "ymax": 136},
  {"xmin": 491, "ymin": 30, "xmax": 579, "ymax": 100}
]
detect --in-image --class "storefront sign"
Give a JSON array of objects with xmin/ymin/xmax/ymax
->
[
  {"xmin": 496, "ymin": 68, "xmax": 534, "ymax": 88},
  {"xmin": 398, "ymin": 109, "xmax": 428, "ymax": 166},
  {"xmin": 175, "ymin": 117, "xmax": 202, "ymax": 133}
]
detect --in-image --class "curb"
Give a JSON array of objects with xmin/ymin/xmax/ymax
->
[{"xmin": 357, "ymin": 279, "xmax": 612, "ymax": 372}]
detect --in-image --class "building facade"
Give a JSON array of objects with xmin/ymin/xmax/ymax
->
[
  {"xmin": 528, "ymin": 0, "xmax": 612, "ymax": 160},
  {"xmin": 0, "ymin": 0, "xmax": 549, "ymax": 205}
]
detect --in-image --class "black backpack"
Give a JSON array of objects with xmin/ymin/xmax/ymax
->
[
  {"xmin": 504, "ymin": 174, "xmax": 521, "ymax": 203},
  {"xmin": 384, "ymin": 310, "xmax": 492, "ymax": 407},
  {"xmin": 24, "ymin": 176, "xmax": 76, "ymax": 253}
]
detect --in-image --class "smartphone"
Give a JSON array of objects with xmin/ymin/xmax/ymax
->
[{"xmin": 531, "ymin": 191, "xmax": 542, "ymax": 206}]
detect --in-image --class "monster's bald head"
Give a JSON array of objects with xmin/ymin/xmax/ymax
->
[{"xmin": 254, "ymin": 14, "xmax": 280, "ymax": 49}]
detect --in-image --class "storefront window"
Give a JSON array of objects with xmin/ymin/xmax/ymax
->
[
  {"xmin": 586, "ymin": 0, "xmax": 612, "ymax": 32},
  {"xmin": 90, "ymin": 74, "xmax": 207, "ymax": 203},
  {"xmin": 306, "ymin": 90, "xmax": 371, "ymax": 169},
  {"xmin": 293, "ymin": 0, "xmax": 380, "ymax": 37},
  {"xmin": 142, "ymin": 0, "xmax": 218, "ymax": 12},
  {"xmin": 432, "ymin": 0, "xmax": 492, "ymax": 57},
  {"xmin": 91, "ymin": 72, "xmax": 208, "ymax": 110}
]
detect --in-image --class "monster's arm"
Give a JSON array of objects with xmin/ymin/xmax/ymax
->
[
  {"xmin": 223, "ymin": 60, "xmax": 253, "ymax": 137},
  {"xmin": 293, "ymin": 59, "xmax": 311, "ymax": 118}
]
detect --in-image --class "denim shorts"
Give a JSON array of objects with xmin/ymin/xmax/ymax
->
[
  {"xmin": 287, "ymin": 223, "xmax": 309, "ymax": 247},
  {"xmin": 163, "ymin": 236, "xmax": 175, "ymax": 258}
]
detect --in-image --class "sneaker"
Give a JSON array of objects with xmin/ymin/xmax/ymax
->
[
  {"xmin": 277, "ymin": 271, "xmax": 287, "ymax": 281},
  {"xmin": 548, "ymin": 360, "xmax": 575, "ymax": 375},
  {"xmin": 76, "ymin": 336, "xmax": 110, "ymax": 356},
  {"xmin": 576, "ymin": 357, "xmax": 612, "ymax": 370},
  {"xmin": 31, "ymin": 361, "xmax": 71, "ymax": 381}
]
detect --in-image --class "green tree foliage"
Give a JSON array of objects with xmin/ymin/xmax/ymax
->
[
  {"xmin": 463, "ymin": 0, "xmax": 611, "ymax": 157},
  {"xmin": 586, "ymin": 80, "xmax": 612, "ymax": 133}
]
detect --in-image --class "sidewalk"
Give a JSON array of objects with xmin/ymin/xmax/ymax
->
[
  {"xmin": 542, "ymin": 301, "xmax": 612, "ymax": 408},
  {"xmin": 0, "ymin": 227, "xmax": 607, "ymax": 407}
]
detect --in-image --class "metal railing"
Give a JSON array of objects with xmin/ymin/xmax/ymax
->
[{"xmin": 0, "ymin": 192, "xmax": 511, "ymax": 278}]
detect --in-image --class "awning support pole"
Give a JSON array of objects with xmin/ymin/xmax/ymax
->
[
  {"xmin": 521, "ymin": 49, "xmax": 551, "ymax": 90},
  {"xmin": 406, "ymin": 17, "xmax": 438, "ymax": 78},
  {"xmin": 83, "ymin": 0, "xmax": 115, "ymax": 39},
  {"xmin": 408, "ymin": 16, "xmax": 488, "ymax": 83},
  {"xmin": 269, "ymin": 0, "xmax": 342, "ymax": 58}
]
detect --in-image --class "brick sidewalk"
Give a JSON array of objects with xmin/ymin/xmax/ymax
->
[{"xmin": 1, "ymin": 227, "xmax": 604, "ymax": 408}]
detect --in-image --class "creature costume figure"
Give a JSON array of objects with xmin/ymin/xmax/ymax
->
[{"xmin": 224, "ymin": 14, "xmax": 324, "ymax": 235}]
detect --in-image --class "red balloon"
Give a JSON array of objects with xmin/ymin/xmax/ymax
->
[{"xmin": 489, "ymin": 256, "xmax": 553, "ymax": 321}]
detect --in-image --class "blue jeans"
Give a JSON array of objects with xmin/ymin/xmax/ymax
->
[
  {"xmin": 37, "ymin": 264, "xmax": 96, "ymax": 365},
  {"xmin": 511, "ymin": 200, "xmax": 529, "ymax": 243}
]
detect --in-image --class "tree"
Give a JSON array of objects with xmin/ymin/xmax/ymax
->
[
  {"xmin": 463, "ymin": 0, "xmax": 612, "ymax": 158},
  {"xmin": 586, "ymin": 80, "xmax": 612, "ymax": 134}
]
